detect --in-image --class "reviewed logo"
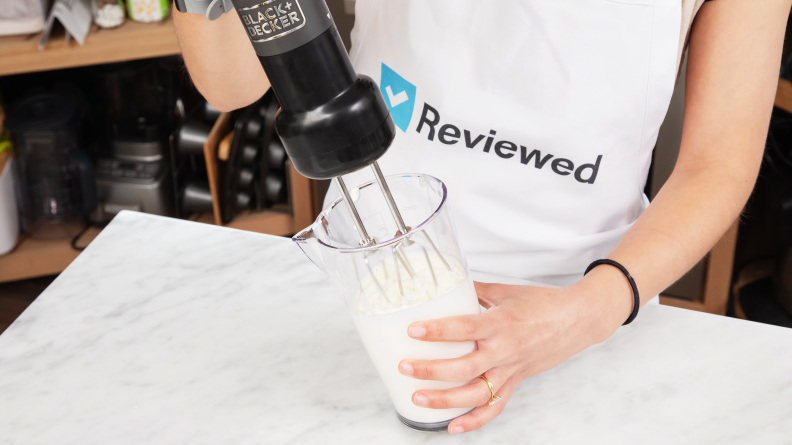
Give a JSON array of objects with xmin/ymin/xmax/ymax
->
[
  {"xmin": 239, "ymin": 0, "xmax": 305, "ymax": 42},
  {"xmin": 380, "ymin": 63, "xmax": 416, "ymax": 132}
]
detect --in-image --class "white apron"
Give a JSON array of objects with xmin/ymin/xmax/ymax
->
[{"xmin": 331, "ymin": 0, "xmax": 681, "ymax": 286}]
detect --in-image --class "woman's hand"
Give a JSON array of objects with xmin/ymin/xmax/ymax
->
[{"xmin": 398, "ymin": 266, "xmax": 633, "ymax": 434}]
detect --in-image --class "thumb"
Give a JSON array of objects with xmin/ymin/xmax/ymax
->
[
  {"xmin": 475, "ymin": 282, "xmax": 546, "ymax": 308},
  {"xmin": 474, "ymin": 281, "xmax": 509, "ymax": 308}
]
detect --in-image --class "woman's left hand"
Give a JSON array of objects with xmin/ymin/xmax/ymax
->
[{"xmin": 398, "ymin": 267, "xmax": 633, "ymax": 434}]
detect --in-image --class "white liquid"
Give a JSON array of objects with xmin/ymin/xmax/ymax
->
[{"xmin": 351, "ymin": 251, "xmax": 480, "ymax": 424}]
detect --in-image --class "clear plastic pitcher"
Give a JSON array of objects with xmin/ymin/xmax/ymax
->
[{"xmin": 293, "ymin": 174, "xmax": 480, "ymax": 431}]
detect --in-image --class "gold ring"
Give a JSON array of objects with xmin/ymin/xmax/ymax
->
[{"xmin": 478, "ymin": 374, "xmax": 502, "ymax": 406}]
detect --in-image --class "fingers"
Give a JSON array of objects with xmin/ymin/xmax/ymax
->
[
  {"xmin": 408, "ymin": 312, "xmax": 494, "ymax": 342},
  {"xmin": 410, "ymin": 366, "xmax": 514, "ymax": 410},
  {"xmin": 447, "ymin": 373, "xmax": 522, "ymax": 434},
  {"xmin": 399, "ymin": 351, "xmax": 494, "ymax": 382}
]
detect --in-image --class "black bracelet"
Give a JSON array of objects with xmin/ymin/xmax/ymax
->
[{"xmin": 584, "ymin": 259, "xmax": 640, "ymax": 326}]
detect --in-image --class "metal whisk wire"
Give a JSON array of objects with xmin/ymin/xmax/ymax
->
[{"xmin": 335, "ymin": 162, "xmax": 452, "ymax": 304}]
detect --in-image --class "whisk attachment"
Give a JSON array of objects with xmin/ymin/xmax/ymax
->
[
  {"xmin": 393, "ymin": 247, "xmax": 405, "ymax": 298},
  {"xmin": 364, "ymin": 253, "xmax": 388, "ymax": 301},
  {"xmin": 371, "ymin": 162, "xmax": 410, "ymax": 236},
  {"xmin": 394, "ymin": 246, "xmax": 416, "ymax": 278},
  {"xmin": 334, "ymin": 176, "xmax": 376, "ymax": 247},
  {"xmin": 416, "ymin": 241, "xmax": 439, "ymax": 292},
  {"xmin": 422, "ymin": 231, "xmax": 452, "ymax": 272},
  {"xmin": 333, "ymin": 163, "xmax": 453, "ymax": 303}
]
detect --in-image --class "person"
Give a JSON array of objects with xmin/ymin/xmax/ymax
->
[{"xmin": 174, "ymin": 0, "xmax": 792, "ymax": 434}]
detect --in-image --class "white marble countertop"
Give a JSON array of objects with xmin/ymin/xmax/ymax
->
[{"xmin": 1, "ymin": 211, "xmax": 791, "ymax": 444}]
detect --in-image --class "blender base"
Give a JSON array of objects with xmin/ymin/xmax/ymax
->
[{"xmin": 396, "ymin": 409, "xmax": 474, "ymax": 432}]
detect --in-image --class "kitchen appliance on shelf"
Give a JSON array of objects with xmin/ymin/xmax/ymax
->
[
  {"xmin": 5, "ymin": 92, "xmax": 97, "ymax": 240},
  {"xmin": 91, "ymin": 157, "xmax": 174, "ymax": 221},
  {"xmin": 90, "ymin": 59, "xmax": 180, "ymax": 223}
]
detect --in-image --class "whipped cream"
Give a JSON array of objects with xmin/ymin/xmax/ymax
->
[{"xmin": 355, "ymin": 248, "xmax": 468, "ymax": 315}]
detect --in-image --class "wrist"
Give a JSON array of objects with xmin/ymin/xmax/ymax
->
[{"xmin": 573, "ymin": 263, "xmax": 635, "ymax": 342}]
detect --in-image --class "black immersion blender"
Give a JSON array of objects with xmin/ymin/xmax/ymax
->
[{"xmin": 229, "ymin": 0, "xmax": 408, "ymax": 247}]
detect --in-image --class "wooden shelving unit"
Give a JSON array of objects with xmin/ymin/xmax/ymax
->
[
  {"xmin": 0, "ymin": 22, "xmax": 321, "ymax": 283},
  {"xmin": 0, "ymin": 20, "xmax": 181, "ymax": 282},
  {"xmin": 0, "ymin": 17, "xmax": 180, "ymax": 77},
  {"xmin": 0, "ymin": 109, "xmax": 317, "ymax": 284}
]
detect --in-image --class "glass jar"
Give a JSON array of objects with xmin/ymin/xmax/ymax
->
[
  {"xmin": 93, "ymin": 0, "xmax": 126, "ymax": 29},
  {"xmin": 5, "ymin": 93, "xmax": 96, "ymax": 240},
  {"xmin": 127, "ymin": 0, "xmax": 170, "ymax": 23}
]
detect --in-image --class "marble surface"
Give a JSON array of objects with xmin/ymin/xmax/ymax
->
[{"xmin": 1, "ymin": 211, "xmax": 791, "ymax": 444}]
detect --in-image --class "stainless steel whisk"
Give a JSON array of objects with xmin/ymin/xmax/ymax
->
[{"xmin": 333, "ymin": 161, "xmax": 451, "ymax": 301}]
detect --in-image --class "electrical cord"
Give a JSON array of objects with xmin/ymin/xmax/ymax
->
[{"xmin": 70, "ymin": 223, "xmax": 93, "ymax": 252}]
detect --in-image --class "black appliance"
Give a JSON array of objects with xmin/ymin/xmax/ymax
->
[{"xmin": 90, "ymin": 59, "xmax": 180, "ymax": 222}]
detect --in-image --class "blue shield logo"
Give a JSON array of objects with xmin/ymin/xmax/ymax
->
[{"xmin": 380, "ymin": 63, "xmax": 416, "ymax": 132}]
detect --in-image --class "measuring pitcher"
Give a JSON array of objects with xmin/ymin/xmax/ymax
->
[{"xmin": 293, "ymin": 174, "xmax": 480, "ymax": 431}]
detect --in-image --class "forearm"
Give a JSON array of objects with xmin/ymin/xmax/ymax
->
[
  {"xmin": 577, "ymin": 164, "xmax": 759, "ymax": 334},
  {"xmin": 613, "ymin": 162, "xmax": 757, "ymax": 301},
  {"xmin": 173, "ymin": 7, "xmax": 269, "ymax": 111}
]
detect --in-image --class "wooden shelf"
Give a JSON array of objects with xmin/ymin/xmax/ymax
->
[
  {"xmin": 0, "ymin": 17, "xmax": 180, "ymax": 77},
  {"xmin": 0, "ymin": 209, "xmax": 299, "ymax": 284},
  {"xmin": 0, "ymin": 227, "xmax": 101, "ymax": 283},
  {"xmin": 225, "ymin": 210, "xmax": 295, "ymax": 236}
]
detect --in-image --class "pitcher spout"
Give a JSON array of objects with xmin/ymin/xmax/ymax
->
[{"xmin": 292, "ymin": 225, "xmax": 327, "ymax": 274}]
